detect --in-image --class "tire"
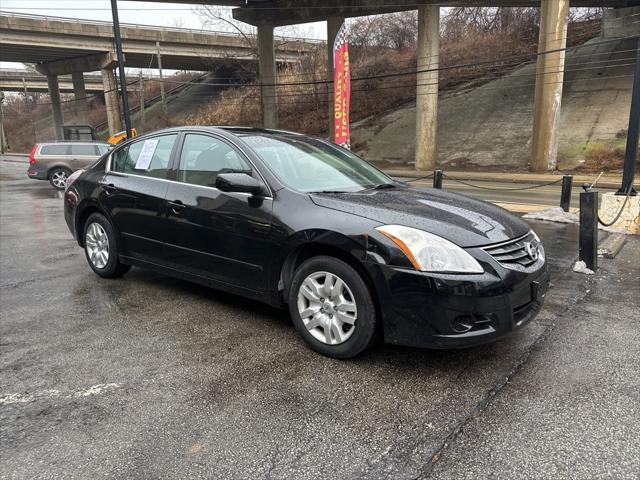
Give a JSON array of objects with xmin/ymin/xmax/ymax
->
[
  {"xmin": 83, "ymin": 213, "xmax": 131, "ymax": 278},
  {"xmin": 288, "ymin": 256, "xmax": 377, "ymax": 359},
  {"xmin": 49, "ymin": 167, "xmax": 71, "ymax": 190}
]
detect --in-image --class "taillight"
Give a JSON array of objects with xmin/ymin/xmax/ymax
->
[
  {"xmin": 65, "ymin": 169, "xmax": 85, "ymax": 190},
  {"xmin": 29, "ymin": 144, "xmax": 38, "ymax": 165}
]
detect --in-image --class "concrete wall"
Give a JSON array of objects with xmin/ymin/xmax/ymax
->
[{"xmin": 603, "ymin": 6, "xmax": 640, "ymax": 38}]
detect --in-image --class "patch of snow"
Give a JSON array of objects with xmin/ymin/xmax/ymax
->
[
  {"xmin": 523, "ymin": 207, "xmax": 634, "ymax": 235},
  {"xmin": 523, "ymin": 207, "xmax": 578, "ymax": 224},
  {"xmin": 573, "ymin": 260, "xmax": 595, "ymax": 275}
]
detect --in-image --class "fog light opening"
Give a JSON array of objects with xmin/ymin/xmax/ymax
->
[{"xmin": 451, "ymin": 315, "xmax": 476, "ymax": 334}]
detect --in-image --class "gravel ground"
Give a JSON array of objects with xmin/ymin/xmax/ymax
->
[{"xmin": 1, "ymin": 157, "xmax": 637, "ymax": 479}]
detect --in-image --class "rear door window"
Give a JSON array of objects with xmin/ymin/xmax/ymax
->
[
  {"xmin": 40, "ymin": 145, "xmax": 69, "ymax": 155},
  {"xmin": 111, "ymin": 135, "xmax": 177, "ymax": 179},
  {"xmin": 70, "ymin": 144, "xmax": 99, "ymax": 156}
]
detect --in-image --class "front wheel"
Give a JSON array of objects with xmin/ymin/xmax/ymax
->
[
  {"xmin": 49, "ymin": 167, "xmax": 71, "ymax": 190},
  {"xmin": 288, "ymin": 256, "xmax": 377, "ymax": 359},
  {"xmin": 83, "ymin": 213, "xmax": 131, "ymax": 278}
]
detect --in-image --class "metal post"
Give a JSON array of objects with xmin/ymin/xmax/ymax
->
[
  {"xmin": 139, "ymin": 70, "xmax": 145, "ymax": 132},
  {"xmin": 156, "ymin": 41, "xmax": 167, "ymax": 115},
  {"xmin": 579, "ymin": 190, "xmax": 598, "ymax": 271},
  {"xmin": 433, "ymin": 169, "xmax": 443, "ymax": 189},
  {"xmin": 110, "ymin": 0, "xmax": 132, "ymax": 138},
  {"xmin": 617, "ymin": 38, "xmax": 639, "ymax": 196},
  {"xmin": 560, "ymin": 175, "xmax": 573, "ymax": 212}
]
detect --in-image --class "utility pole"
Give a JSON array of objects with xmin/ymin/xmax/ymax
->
[
  {"xmin": 22, "ymin": 77, "xmax": 37, "ymax": 142},
  {"xmin": 0, "ymin": 92, "xmax": 7, "ymax": 154},
  {"xmin": 110, "ymin": 0, "xmax": 132, "ymax": 138},
  {"xmin": 139, "ymin": 70, "xmax": 145, "ymax": 132},
  {"xmin": 618, "ymin": 37, "xmax": 639, "ymax": 196},
  {"xmin": 156, "ymin": 41, "xmax": 167, "ymax": 115}
]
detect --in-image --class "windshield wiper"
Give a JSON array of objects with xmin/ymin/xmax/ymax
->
[
  {"xmin": 368, "ymin": 183, "xmax": 397, "ymax": 190},
  {"xmin": 309, "ymin": 190, "xmax": 352, "ymax": 194}
]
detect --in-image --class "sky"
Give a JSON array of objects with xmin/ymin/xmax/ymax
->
[{"xmin": 0, "ymin": 1, "xmax": 327, "ymax": 69}]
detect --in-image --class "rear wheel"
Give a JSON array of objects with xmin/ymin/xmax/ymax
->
[
  {"xmin": 288, "ymin": 256, "xmax": 377, "ymax": 359},
  {"xmin": 49, "ymin": 167, "xmax": 71, "ymax": 190},
  {"xmin": 83, "ymin": 213, "xmax": 131, "ymax": 278}
]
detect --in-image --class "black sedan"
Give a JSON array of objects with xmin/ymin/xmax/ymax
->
[{"xmin": 64, "ymin": 126, "xmax": 549, "ymax": 359}]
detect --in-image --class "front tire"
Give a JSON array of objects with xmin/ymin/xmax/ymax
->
[
  {"xmin": 288, "ymin": 256, "xmax": 377, "ymax": 359},
  {"xmin": 49, "ymin": 167, "xmax": 71, "ymax": 190},
  {"xmin": 83, "ymin": 213, "xmax": 131, "ymax": 278}
]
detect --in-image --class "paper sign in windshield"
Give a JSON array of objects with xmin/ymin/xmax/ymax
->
[{"xmin": 135, "ymin": 139, "xmax": 160, "ymax": 170}]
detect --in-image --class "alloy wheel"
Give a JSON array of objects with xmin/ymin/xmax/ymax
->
[
  {"xmin": 85, "ymin": 222, "xmax": 110, "ymax": 269},
  {"xmin": 51, "ymin": 170, "xmax": 68, "ymax": 189},
  {"xmin": 297, "ymin": 271, "xmax": 358, "ymax": 345}
]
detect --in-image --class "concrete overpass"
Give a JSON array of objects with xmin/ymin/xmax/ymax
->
[
  {"xmin": 0, "ymin": 69, "xmax": 141, "ymax": 93},
  {"xmin": 142, "ymin": 0, "xmax": 640, "ymax": 172},
  {"xmin": 0, "ymin": 12, "xmax": 318, "ymax": 70},
  {"xmin": 0, "ymin": 11, "xmax": 320, "ymax": 137}
]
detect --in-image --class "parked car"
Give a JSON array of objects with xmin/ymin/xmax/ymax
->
[
  {"xmin": 27, "ymin": 141, "xmax": 110, "ymax": 189},
  {"xmin": 63, "ymin": 127, "xmax": 549, "ymax": 359}
]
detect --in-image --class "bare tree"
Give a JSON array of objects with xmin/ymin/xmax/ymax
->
[{"xmin": 349, "ymin": 12, "xmax": 418, "ymax": 50}]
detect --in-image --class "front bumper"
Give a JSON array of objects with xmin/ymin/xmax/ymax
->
[{"xmin": 366, "ymin": 261, "xmax": 549, "ymax": 349}]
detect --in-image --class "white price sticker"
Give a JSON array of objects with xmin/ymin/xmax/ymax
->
[{"xmin": 134, "ymin": 139, "xmax": 160, "ymax": 170}]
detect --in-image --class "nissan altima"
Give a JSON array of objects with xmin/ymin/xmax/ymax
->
[{"xmin": 64, "ymin": 127, "xmax": 549, "ymax": 359}]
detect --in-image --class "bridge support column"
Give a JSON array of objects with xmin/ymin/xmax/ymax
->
[
  {"xmin": 327, "ymin": 16, "xmax": 345, "ymax": 141},
  {"xmin": 46, "ymin": 74, "xmax": 64, "ymax": 140},
  {"xmin": 101, "ymin": 68, "xmax": 122, "ymax": 135},
  {"xmin": 531, "ymin": 0, "xmax": 569, "ymax": 172},
  {"xmin": 415, "ymin": 5, "xmax": 440, "ymax": 171},
  {"xmin": 72, "ymin": 72, "xmax": 89, "ymax": 125},
  {"xmin": 257, "ymin": 24, "xmax": 278, "ymax": 129}
]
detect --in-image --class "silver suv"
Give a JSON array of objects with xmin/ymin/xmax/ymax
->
[{"xmin": 27, "ymin": 141, "xmax": 110, "ymax": 189}]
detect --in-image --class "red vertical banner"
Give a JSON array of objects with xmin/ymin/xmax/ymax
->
[{"xmin": 333, "ymin": 23, "xmax": 350, "ymax": 148}]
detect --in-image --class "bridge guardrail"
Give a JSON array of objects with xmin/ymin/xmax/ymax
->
[{"xmin": 0, "ymin": 10, "xmax": 324, "ymax": 45}]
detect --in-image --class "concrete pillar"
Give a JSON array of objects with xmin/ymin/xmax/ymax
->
[
  {"xmin": 531, "ymin": 0, "xmax": 569, "ymax": 172},
  {"xmin": 257, "ymin": 25, "xmax": 278, "ymax": 129},
  {"xmin": 46, "ymin": 74, "xmax": 64, "ymax": 140},
  {"xmin": 72, "ymin": 72, "xmax": 89, "ymax": 125},
  {"xmin": 101, "ymin": 68, "xmax": 122, "ymax": 135},
  {"xmin": 415, "ymin": 5, "xmax": 440, "ymax": 171},
  {"xmin": 327, "ymin": 16, "xmax": 344, "ymax": 141}
]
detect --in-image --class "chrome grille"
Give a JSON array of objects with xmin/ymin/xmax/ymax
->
[{"xmin": 483, "ymin": 232, "xmax": 539, "ymax": 269}]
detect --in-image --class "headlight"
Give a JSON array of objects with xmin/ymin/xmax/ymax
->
[
  {"xmin": 376, "ymin": 225, "xmax": 484, "ymax": 274},
  {"xmin": 530, "ymin": 229, "xmax": 545, "ymax": 261}
]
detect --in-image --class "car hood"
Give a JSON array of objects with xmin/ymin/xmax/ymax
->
[{"xmin": 309, "ymin": 186, "xmax": 530, "ymax": 248}]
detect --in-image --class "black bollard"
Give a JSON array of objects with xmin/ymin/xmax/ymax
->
[
  {"xmin": 579, "ymin": 190, "xmax": 598, "ymax": 271},
  {"xmin": 433, "ymin": 170, "xmax": 443, "ymax": 189},
  {"xmin": 560, "ymin": 175, "xmax": 573, "ymax": 212}
]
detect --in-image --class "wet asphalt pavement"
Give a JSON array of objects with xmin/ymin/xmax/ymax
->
[{"xmin": 1, "ymin": 156, "xmax": 638, "ymax": 479}]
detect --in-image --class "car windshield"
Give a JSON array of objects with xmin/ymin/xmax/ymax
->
[{"xmin": 242, "ymin": 134, "xmax": 393, "ymax": 193}]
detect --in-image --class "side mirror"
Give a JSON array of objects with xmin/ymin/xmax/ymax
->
[{"xmin": 216, "ymin": 173, "xmax": 265, "ymax": 195}]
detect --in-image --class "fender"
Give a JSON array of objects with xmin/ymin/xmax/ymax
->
[{"xmin": 271, "ymin": 228, "xmax": 372, "ymax": 307}]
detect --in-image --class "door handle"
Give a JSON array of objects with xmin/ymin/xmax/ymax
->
[{"xmin": 168, "ymin": 200, "xmax": 186, "ymax": 215}]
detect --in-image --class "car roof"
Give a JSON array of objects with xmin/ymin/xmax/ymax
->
[
  {"xmin": 38, "ymin": 141, "xmax": 109, "ymax": 145},
  {"xmin": 125, "ymin": 125, "xmax": 305, "ymax": 139}
]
